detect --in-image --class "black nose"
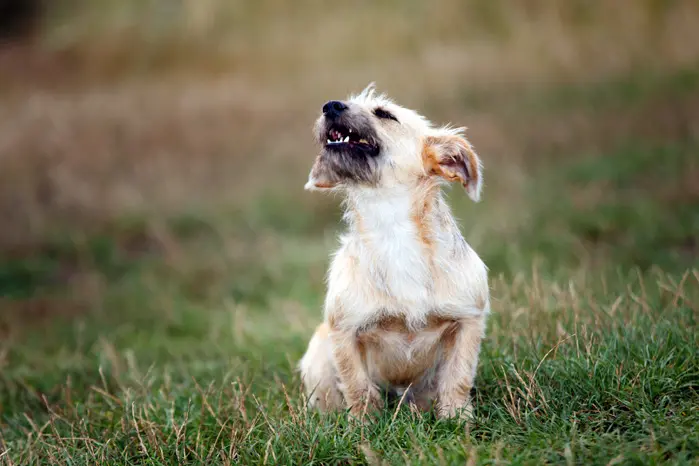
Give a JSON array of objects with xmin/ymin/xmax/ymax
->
[{"xmin": 322, "ymin": 100, "xmax": 348, "ymax": 118}]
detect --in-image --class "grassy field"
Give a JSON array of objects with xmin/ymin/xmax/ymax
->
[{"xmin": 1, "ymin": 1, "xmax": 699, "ymax": 464}]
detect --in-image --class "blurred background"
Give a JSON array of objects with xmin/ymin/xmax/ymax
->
[
  {"xmin": 2, "ymin": 0, "xmax": 698, "ymax": 344},
  {"xmin": 0, "ymin": 1, "xmax": 697, "ymax": 462},
  {"xmin": 1, "ymin": 1, "xmax": 698, "ymax": 329},
  {"xmin": 1, "ymin": 0, "xmax": 698, "ymax": 408}
]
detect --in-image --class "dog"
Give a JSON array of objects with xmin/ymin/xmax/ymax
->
[{"xmin": 299, "ymin": 84, "xmax": 489, "ymax": 420}]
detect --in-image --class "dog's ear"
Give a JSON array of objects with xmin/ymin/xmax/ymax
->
[
  {"xmin": 422, "ymin": 133, "xmax": 483, "ymax": 202},
  {"xmin": 304, "ymin": 155, "xmax": 340, "ymax": 191}
]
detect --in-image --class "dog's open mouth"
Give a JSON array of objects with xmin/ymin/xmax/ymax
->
[{"xmin": 325, "ymin": 125, "xmax": 378, "ymax": 154}]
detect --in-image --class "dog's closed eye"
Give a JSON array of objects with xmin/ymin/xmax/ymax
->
[{"xmin": 373, "ymin": 108, "xmax": 399, "ymax": 122}]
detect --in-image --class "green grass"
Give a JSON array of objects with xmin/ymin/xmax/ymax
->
[
  {"xmin": 481, "ymin": 140, "xmax": 699, "ymax": 276},
  {"xmin": 2, "ymin": 72, "xmax": 699, "ymax": 464},
  {"xmin": 1, "ymin": 239, "xmax": 697, "ymax": 464}
]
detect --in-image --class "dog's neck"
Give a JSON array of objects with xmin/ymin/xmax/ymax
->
[
  {"xmin": 339, "ymin": 181, "xmax": 467, "ymax": 314},
  {"xmin": 342, "ymin": 180, "xmax": 457, "ymax": 250}
]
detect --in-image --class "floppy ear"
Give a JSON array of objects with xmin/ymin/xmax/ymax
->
[
  {"xmin": 304, "ymin": 154, "xmax": 340, "ymax": 191},
  {"xmin": 422, "ymin": 133, "xmax": 483, "ymax": 202}
]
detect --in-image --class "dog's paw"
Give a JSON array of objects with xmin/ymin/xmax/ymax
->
[
  {"xmin": 348, "ymin": 388, "xmax": 384, "ymax": 421},
  {"xmin": 437, "ymin": 400, "xmax": 473, "ymax": 422}
]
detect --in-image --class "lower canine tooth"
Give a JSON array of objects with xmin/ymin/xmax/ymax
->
[{"xmin": 343, "ymin": 136, "xmax": 349, "ymax": 142}]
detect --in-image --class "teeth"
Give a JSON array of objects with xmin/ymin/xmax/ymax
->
[
  {"xmin": 326, "ymin": 129, "xmax": 358, "ymax": 145},
  {"xmin": 359, "ymin": 139, "xmax": 368, "ymax": 144},
  {"xmin": 349, "ymin": 129, "xmax": 353, "ymax": 133}
]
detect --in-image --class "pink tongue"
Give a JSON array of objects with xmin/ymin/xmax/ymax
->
[{"xmin": 331, "ymin": 130, "xmax": 342, "ymax": 140}]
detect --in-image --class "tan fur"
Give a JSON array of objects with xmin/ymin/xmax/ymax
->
[
  {"xmin": 358, "ymin": 315, "xmax": 457, "ymax": 386},
  {"xmin": 411, "ymin": 179, "xmax": 439, "ymax": 281},
  {"xmin": 332, "ymin": 326, "xmax": 384, "ymax": 415},
  {"xmin": 423, "ymin": 135, "xmax": 482, "ymax": 200},
  {"xmin": 315, "ymin": 322, "xmax": 330, "ymax": 339},
  {"xmin": 436, "ymin": 316, "xmax": 486, "ymax": 418},
  {"xmin": 299, "ymin": 85, "xmax": 489, "ymax": 421}
]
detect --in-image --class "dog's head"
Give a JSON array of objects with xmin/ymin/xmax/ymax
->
[{"xmin": 305, "ymin": 83, "xmax": 483, "ymax": 201}]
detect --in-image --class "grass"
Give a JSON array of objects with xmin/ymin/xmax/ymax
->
[
  {"xmin": 2, "ymin": 1, "xmax": 699, "ymax": 464},
  {"xmin": 1, "ymin": 130, "xmax": 697, "ymax": 464},
  {"xmin": 0, "ymin": 221, "xmax": 697, "ymax": 464}
]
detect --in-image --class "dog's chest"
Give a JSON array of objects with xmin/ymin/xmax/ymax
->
[
  {"xmin": 354, "ymin": 196, "xmax": 433, "ymax": 303},
  {"xmin": 327, "ymin": 191, "xmax": 488, "ymax": 329}
]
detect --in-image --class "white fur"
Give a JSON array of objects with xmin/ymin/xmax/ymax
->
[
  {"xmin": 326, "ymin": 185, "xmax": 489, "ymax": 331},
  {"xmin": 324, "ymin": 87, "xmax": 488, "ymax": 329},
  {"xmin": 299, "ymin": 85, "xmax": 489, "ymax": 417}
]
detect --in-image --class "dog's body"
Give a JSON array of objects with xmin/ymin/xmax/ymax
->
[{"xmin": 299, "ymin": 85, "xmax": 489, "ymax": 419}]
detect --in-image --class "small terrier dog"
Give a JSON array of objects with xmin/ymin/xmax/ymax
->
[{"xmin": 299, "ymin": 84, "xmax": 489, "ymax": 420}]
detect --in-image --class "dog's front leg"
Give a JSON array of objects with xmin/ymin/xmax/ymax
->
[
  {"xmin": 330, "ymin": 328, "xmax": 383, "ymax": 417},
  {"xmin": 436, "ymin": 316, "xmax": 486, "ymax": 420}
]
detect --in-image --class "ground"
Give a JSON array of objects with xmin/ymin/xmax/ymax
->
[{"xmin": 0, "ymin": 1, "xmax": 698, "ymax": 464}]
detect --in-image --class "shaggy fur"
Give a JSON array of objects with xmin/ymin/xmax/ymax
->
[{"xmin": 299, "ymin": 84, "xmax": 489, "ymax": 420}]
